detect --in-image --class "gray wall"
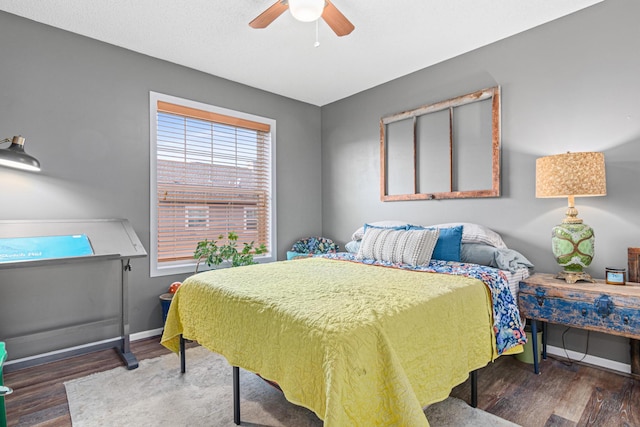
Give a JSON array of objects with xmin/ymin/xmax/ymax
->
[
  {"xmin": 321, "ymin": 0, "xmax": 640, "ymax": 363},
  {"xmin": 0, "ymin": 11, "xmax": 322, "ymax": 357}
]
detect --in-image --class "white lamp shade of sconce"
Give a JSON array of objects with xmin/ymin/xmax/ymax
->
[{"xmin": 289, "ymin": 0, "xmax": 325, "ymax": 22}]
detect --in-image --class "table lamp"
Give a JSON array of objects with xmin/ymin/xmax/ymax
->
[{"xmin": 535, "ymin": 152, "xmax": 606, "ymax": 283}]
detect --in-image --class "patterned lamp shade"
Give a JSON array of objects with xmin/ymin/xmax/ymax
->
[
  {"xmin": 536, "ymin": 152, "xmax": 606, "ymax": 199},
  {"xmin": 535, "ymin": 152, "xmax": 607, "ymax": 283}
]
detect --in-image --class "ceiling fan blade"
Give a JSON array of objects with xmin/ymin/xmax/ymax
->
[
  {"xmin": 249, "ymin": 1, "xmax": 288, "ymax": 29},
  {"xmin": 322, "ymin": 0, "xmax": 355, "ymax": 36}
]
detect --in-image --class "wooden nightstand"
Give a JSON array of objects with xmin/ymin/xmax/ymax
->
[{"xmin": 518, "ymin": 273, "xmax": 640, "ymax": 374}]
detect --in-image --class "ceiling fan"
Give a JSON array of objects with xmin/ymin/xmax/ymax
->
[{"xmin": 249, "ymin": 0, "xmax": 355, "ymax": 37}]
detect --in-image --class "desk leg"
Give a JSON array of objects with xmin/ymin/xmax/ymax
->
[
  {"xmin": 531, "ymin": 320, "xmax": 540, "ymax": 374},
  {"xmin": 118, "ymin": 259, "xmax": 138, "ymax": 370}
]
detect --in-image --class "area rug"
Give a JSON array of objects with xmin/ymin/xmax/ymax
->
[{"xmin": 65, "ymin": 346, "xmax": 519, "ymax": 426}]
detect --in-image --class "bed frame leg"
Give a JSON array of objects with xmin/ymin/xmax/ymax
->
[
  {"xmin": 233, "ymin": 366, "xmax": 241, "ymax": 425},
  {"xmin": 180, "ymin": 335, "xmax": 186, "ymax": 374},
  {"xmin": 470, "ymin": 370, "xmax": 478, "ymax": 408}
]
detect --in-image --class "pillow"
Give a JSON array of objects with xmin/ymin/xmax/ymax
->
[
  {"xmin": 461, "ymin": 243, "xmax": 534, "ymax": 273},
  {"xmin": 290, "ymin": 236, "xmax": 338, "ymax": 254},
  {"xmin": 350, "ymin": 220, "xmax": 410, "ymax": 241},
  {"xmin": 432, "ymin": 222, "xmax": 507, "ymax": 249},
  {"xmin": 407, "ymin": 225, "xmax": 463, "ymax": 262},
  {"xmin": 356, "ymin": 227, "xmax": 439, "ymax": 266},
  {"xmin": 345, "ymin": 240, "xmax": 361, "ymax": 254}
]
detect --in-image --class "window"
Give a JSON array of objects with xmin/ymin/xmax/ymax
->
[{"xmin": 150, "ymin": 92, "xmax": 276, "ymax": 276}]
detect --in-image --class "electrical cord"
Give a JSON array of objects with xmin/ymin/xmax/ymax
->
[{"xmin": 560, "ymin": 326, "xmax": 590, "ymax": 365}]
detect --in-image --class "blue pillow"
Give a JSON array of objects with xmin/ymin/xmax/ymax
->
[{"xmin": 407, "ymin": 225, "xmax": 463, "ymax": 262}]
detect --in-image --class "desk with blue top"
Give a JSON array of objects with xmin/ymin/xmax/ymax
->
[{"xmin": 0, "ymin": 219, "xmax": 146, "ymax": 371}]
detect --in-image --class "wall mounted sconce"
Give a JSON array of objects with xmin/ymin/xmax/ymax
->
[
  {"xmin": 0, "ymin": 136, "xmax": 41, "ymax": 172},
  {"xmin": 536, "ymin": 151, "xmax": 606, "ymax": 283}
]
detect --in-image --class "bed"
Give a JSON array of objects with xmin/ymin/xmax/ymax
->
[{"xmin": 161, "ymin": 238, "xmax": 527, "ymax": 426}]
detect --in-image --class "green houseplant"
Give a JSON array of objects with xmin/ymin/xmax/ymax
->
[{"xmin": 194, "ymin": 231, "xmax": 267, "ymax": 273}]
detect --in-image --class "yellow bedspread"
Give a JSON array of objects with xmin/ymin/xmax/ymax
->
[{"xmin": 161, "ymin": 257, "xmax": 495, "ymax": 427}]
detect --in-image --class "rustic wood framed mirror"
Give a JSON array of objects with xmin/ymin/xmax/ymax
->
[{"xmin": 380, "ymin": 86, "xmax": 501, "ymax": 201}]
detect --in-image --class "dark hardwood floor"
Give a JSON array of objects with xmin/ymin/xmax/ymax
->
[
  {"xmin": 3, "ymin": 338, "xmax": 173, "ymax": 427},
  {"xmin": 3, "ymin": 337, "xmax": 639, "ymax": 426},
  {"xmin": 450, "ymin": 355, "xmax": 640, "ymax": 427}
]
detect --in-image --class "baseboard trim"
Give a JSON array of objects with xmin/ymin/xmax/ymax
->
[
  {"xmin": 546, "ymin": 344, "xmax": 631, "ymax": 374},
  {"xmin": 131, "ymin": 328, "xmax": 164, "ymax": 341}
]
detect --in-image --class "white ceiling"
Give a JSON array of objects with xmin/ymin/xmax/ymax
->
[{"xmin": 0, "ymin": 0, "xmax": 602, "ymax": 106}]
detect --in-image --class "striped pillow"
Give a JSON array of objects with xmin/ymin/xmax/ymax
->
[{"xmin": 356, "ymin": 227, "xmax": 439, "ymax": 266}]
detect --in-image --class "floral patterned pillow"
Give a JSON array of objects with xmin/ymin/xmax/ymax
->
[{"xmin": 290, "ymin": 237, "xmax": 339, "ymax": 254}]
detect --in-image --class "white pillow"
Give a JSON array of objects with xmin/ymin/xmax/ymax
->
[
  {"xmin": 350, "ymin": 220, "xmax": 410, "ymax": 241},
  {"xmin": 432, "ymin": 222, "xmax": 507, "ymax": 249},
  {"xmin": 356, "ymin": 227, "xmax": 439, "ymax": 266}
]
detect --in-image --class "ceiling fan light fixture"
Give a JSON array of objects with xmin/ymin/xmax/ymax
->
[{"xmin": 288, "ymin": 0, "xmax": 325, "ymax": 22}]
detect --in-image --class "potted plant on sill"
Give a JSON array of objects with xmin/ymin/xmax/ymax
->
[
  {"xmin": 194, "ymin": 231, "xmax": 267, "ymax": 273},
  {"xmin": 162, "ymin": 232, "xmax": 267, "ymax": 324}
]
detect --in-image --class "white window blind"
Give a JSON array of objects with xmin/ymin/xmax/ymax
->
[{"xmin": 151, "ymin": 95, "xmax": 274, "ymax": 274}]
